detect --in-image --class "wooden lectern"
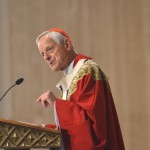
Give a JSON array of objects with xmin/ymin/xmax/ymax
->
[{"xmin": 0, "ymin": 118, "xmax": 61, "ymax": 150}]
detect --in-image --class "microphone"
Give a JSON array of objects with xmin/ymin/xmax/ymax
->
[
  {"xmin": 15, "ymin": 78, "xmax": 24, "ymax": 85},
  {"xmin": 0, "ymin": 78, "xmax": 24, "ymax": 101}
]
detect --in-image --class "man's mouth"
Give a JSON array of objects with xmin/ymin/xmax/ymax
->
[
  {"xmin": 49, "ymin": 59, "xmax": 55, "ymax": 66},
  {"xmin": 50, "ymin": 61, "xmax": 53, "ymax": 65}
]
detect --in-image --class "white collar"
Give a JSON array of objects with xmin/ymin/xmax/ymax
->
[
  {"xmin": 56, "ymin": 59, "xmax": 87, "ymax": 92},
  {"xmin": 63, "ymin": 60, "xmax": 74, "ymax": 76}
]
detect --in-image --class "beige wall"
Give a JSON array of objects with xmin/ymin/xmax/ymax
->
[{"xmin": 0, "ymin": 0, "xmax": 150, "ymax": 149}]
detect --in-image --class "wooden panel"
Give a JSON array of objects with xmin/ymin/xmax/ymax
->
[{"xmin": 0, "ymin": 118, "xmax": 61, "ymax": 149}]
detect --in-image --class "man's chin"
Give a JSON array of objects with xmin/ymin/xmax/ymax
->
[
  {"xmin": 50, "ymin": 66, "xmax": 59, "ymax": 72},
  {"xmin": 49, "ymin": 64, "xmax": 62, "ymax": 71}
]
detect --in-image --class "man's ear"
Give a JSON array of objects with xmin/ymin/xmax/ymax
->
[{"xmin": 64, "ymin": 38, "xmax": 72, "ymax": 51}]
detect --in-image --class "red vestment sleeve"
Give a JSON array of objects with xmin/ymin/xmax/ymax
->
[
  {"xmin": 45, "ymin": 124, "xmax": 57, "ymax": 129},
  {"xmin": 55, "ymin": 64, "xmax": 125, "ymax": 150}
]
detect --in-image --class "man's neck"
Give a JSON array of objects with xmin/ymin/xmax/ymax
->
[
  {"xmin": 63, "ymin": 52, "xmax": 77, "ymax": 75},
  {"xmin": 63, "ymin": 59, "xmax": 74, "ymax": 76}
]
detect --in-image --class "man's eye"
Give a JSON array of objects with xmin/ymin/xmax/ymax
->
[{"xmin": 47, "ymin": 47, "xmax": 54, "ymax": 51}]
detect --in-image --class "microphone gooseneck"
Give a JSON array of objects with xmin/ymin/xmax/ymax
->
[{"xmin": 0, "ymin": 78, "xmax": 24, "ymax": 101}]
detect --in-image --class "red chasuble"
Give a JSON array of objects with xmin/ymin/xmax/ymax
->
[{"xmin": 55, "ymin": 54, "xmax": 125, "ymax": 150}]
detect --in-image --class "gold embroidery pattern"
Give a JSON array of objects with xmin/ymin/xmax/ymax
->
[{"xmin": 67, "ymin": 61, "xmax": 107, "ymax": 100}]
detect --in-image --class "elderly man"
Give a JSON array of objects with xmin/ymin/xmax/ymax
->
[{"xmin": 36, "ymin": 28, "xmax": 125, "ymax": 150}]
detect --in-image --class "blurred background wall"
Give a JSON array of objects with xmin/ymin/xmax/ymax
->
[{"xmin": 0, "ymin": 0, "xmax": 150, "ymax": 149}]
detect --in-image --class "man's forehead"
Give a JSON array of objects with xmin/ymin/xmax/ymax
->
[{"xmin": 38, "ymin": 36, "xmax": 56, "ymax": 51}]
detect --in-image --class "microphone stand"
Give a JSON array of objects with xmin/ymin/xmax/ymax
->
[
  {"xmin": 0, "ymin": 78, "xmax": 24, "ymax": 102},
  {"xmin": 0, "ymin": 83, "xmax": 16, "ymax": 101}
]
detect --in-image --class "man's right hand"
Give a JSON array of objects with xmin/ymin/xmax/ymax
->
[{"xmin": 36, "ymin": 90, "xmax": 56, "ymax": 108}]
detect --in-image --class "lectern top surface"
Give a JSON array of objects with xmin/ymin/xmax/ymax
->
[{"xmin": 0, "ymin": 117, "xmax": 60, "ymax": 133}]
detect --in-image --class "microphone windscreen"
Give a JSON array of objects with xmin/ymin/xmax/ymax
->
[{"xmin": 15, "ymin": 78, "xmax": 24, "ymax": 85}]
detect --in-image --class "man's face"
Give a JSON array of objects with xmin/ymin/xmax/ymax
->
[{"xmin": 38, "ymin": 34, "xmax": 70, "ymax": 71}]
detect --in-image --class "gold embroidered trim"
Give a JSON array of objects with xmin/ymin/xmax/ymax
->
[{"xmin": 66, "ymin": 61, "xmax": 107, "ymax": 100}]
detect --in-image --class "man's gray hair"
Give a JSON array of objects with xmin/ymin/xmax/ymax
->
[{"xmin": 36, "ymin": 31, "xmax": 67, "ymax": 45}]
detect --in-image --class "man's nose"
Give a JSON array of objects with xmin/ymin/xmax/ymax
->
[{"xmin": 44, "ymin": 52, "xmax": 50, "ymax": 60}]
